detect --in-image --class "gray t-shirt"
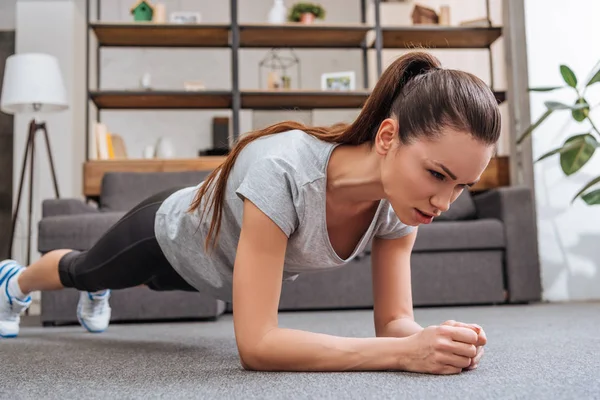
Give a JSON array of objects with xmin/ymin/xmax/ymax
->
[{"xmin": 154, "ymin": 129, "xmax": 415, "ymax": 302}]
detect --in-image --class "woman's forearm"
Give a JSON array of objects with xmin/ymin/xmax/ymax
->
[
  {"xmin": 377, "ymin": 317, "xmax": 424, "ymax": 338},
  {"xmin": 244, "ymin": 327, "xmax": 409, "ymax": 372}
]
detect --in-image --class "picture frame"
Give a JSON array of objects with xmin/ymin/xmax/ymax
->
[
  {"xmin": 320, "ymin": 71, "xmax": 356, "ymax": 91},
  {"xmin": 169, "ymin": 11, "xmax": 201, "ymax": 24}
]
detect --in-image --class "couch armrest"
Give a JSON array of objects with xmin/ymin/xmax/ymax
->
[
  {"xmin": 38, "ymin": 211, "xmax": 125, "ymax": 253},
  {"xmin": 42, "ymin": 199, "xmax": 98, "ymax": 218},
  {"xmin": 473, "ymin": 186, "xmax": 542, "ymax": 303}
]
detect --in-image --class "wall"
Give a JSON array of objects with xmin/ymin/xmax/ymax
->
[
  {"xmin": 0, "ymin": 0, "xmax": 16, "ymax": 259},
  {"xmin": 524, "ymin": 0, "xmax": 600, "ymax": 301},
  {"xmin": 0, "ymin": 30, "xmax": 15, "ymax": 258},
  {"xmin": 0, "ymin": 0, "xmax": 16, "ymax": 30}
]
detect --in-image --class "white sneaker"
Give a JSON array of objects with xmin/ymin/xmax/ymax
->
[
  {"xmin": 0, "ymin": 260, "xmax": 31, "ymax": 338},
  {"xmin": 77, "ymin": 290, "xmax": 111, "ymax": 333}
]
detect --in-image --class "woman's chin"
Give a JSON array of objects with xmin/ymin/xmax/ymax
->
[{"xmin": 396, "ymin": 210, "xmax": 418, "ymax": 227}]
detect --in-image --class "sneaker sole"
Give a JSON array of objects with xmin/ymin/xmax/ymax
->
[{"xmin": 77, "ymin": 314, "xmax": 107, "ymax": 334}]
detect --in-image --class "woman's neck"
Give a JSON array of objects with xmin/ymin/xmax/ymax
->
[{"xmin": 326, "ymin": 142, "xmax": 385, "ymax": 208}]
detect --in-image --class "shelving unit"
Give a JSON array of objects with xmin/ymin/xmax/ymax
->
[{"xmin": 85, "ymin": 0, "xmax": 506, "ymax": 196}]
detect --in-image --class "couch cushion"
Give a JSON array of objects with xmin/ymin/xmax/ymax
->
[
  {"xmin": 435, "ymin": 190, "xmax": 477, "ymax": 221},
  {"xmin": 38, "ymin": 212, "xmax": 125, "ymax": 253},
  {"xmin": 411, "ymin": 250, "xmax": 505, "ymax": 306},
  {"xmin": 101, "ymin": 171, "xmax": 212, "ymax": 211},
  {"xmin": 413, "ymin": 219, "xmax": 504, "ymax": 252}
]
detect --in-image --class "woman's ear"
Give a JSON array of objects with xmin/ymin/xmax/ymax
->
[{"xmin": 374, "ymin": 118, "xmax": 399, "ymax": 155}]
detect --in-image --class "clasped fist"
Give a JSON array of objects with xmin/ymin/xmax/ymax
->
[{"xmin": 405, "ymin": 320, "xmax": 487, "ymax": 375}]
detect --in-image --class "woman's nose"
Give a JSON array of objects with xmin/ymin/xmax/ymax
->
[{"xmin": 430, "ymin": 193, "xmax": 452, "ymax": 213}]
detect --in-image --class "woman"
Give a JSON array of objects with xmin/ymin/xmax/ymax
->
[{"xmin": 1, "ymin": 51, "xmax": 495, "ymax": 375}]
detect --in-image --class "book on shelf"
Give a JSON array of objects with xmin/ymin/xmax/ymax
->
[{"xmin": 93, "ymin": 121, "xmax": 128, "ymax": 160}]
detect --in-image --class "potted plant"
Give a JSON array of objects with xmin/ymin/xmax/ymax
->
[
  {"xmin": 517, "ymin": 61, "xmax": 600, "ymax": 205},
  {"xmin": 288, "ymin": 2, "xmax": 326, "ymax": 24}
]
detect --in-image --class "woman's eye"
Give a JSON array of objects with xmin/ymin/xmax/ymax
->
[{"xmin": 429, "ymin": 170, "xmax": 445, "ymax": 181}]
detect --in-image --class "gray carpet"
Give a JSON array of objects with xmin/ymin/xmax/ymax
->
[{"xmin": 1, "ymin": 302, "xmax": 599, "ymax": 399}]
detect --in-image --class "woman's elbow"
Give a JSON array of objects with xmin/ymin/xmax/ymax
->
[{"xmin": 239, "ymin": 349, "xmax": 266, "ymax": 371}]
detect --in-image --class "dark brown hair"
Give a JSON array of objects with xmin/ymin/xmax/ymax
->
[{"xmin": 189, "ymin": 51, "xmax": 501, "ymax": 252}]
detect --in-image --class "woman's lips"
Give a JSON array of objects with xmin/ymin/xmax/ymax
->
[{"xmin": 414, "ymin": 208, "xmax": 434, "ymax": 224}]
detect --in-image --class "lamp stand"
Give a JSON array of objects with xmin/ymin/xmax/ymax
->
[{"xmin": 8, "ymin": 119, "xmax": 60, "ymax": 265}]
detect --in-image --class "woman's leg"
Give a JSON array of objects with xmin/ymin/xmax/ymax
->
[
  {"xmin": 1, "ymin": 186, "xmax": 194, "ymax": 337},
  {"xmin": 19, "ymin": 186, "xmax": 187, "ymax": 294},
  {"xmin": 17, "ymin": 249, "xmax": 71, "ymax": 293}
]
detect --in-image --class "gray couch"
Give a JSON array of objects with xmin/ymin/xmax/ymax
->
[{"xmin": 38, "ymin": 171, "xmax": 542, "ymax": 325}]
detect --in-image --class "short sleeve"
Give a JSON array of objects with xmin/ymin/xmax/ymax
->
[
  {"xmin": 375, "ymin": 201, "xmax": 417, "ymax": 239},
  {"xmin": 235, "ymin": 157, "xmax": 301, "ymax": 238}
]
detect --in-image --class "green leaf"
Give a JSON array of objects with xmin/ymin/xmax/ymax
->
[
  {"xmin": 586, "ymin": 66, "xmax": 600, "ymax": 87},
  {"xmin": 572, "ymin": 176, "xmax": 600, "ymax": 203},
  {"xmin": 544, "ymin": 101, "xmax": 571, "ymax": 110},
  {"xmin": 529, "ymin": 86, "xmax": 565, "ymax": 92},
  {"xmin": 572, "ymin": 98, "xmax": 589, "ymax": 122},
  {"xmin": 517, "ymin": 109, "xmax": 553, "ymax": 145},
  {"xmin": 544, "ymin": 100, "xmax": 589, "ymax": 111},
  {"xmin": 581, "ymin": 188, "xmax": 600, "ymax": 205},
  {"xmin": 559, "ymin": 134, "xmax": 598, "ymax": 175},
  {"xmin": 535, "ymin": 134, "xmax": 592, "ymax": 162},
  {"xmin": 560, "ymin": 65, "xmax": 578, "ymax": 88}
]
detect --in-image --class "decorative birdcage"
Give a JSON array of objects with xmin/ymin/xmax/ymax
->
[{"xmin": 259, "ymin": 48, "xmax": 301, "ymax": 90}]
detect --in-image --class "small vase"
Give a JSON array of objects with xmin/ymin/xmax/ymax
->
[
  {"xmin": 268, "ymin": 0, "xmax": 287, "ymax": 24},
  {"xmin": 143, "ymin": 145, "xmax": 155, "ymax": 159},
  {"xmin": 154, "ymin": 137, "xmax": 176, "ymax": 158},
  {"xmin": 300, "ymin": 12, "xmax": 315, "ymax": 24},
  {"xmin": 140, "ymin": 72, "xmax": 152, "ymax": 90}
]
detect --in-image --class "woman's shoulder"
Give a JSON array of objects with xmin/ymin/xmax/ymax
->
[
  {"xmin": 240, "ymin": 129, "xmax": 335, "ymax": 177},
  {"xmin": 247, "ymin": 129, "xmax": 330, "ymax": 152}
]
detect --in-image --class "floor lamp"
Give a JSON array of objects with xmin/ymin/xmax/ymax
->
[{"xmin": 1, "ymin": 53, "xmax": 68, "ymax": 265}]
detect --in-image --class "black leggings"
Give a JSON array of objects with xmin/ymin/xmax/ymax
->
[{"xmin": 58, "ymin": 187, "xmax": 197, "ymax": 292}]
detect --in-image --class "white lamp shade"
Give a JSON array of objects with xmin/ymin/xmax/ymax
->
[{"xmin": 1, "ymin": 53, "xmax": 68, "ymax": 114}]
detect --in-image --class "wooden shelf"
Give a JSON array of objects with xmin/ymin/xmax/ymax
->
[
  {"xmin": 241, "ymin": 89, "xmax": 370, "ymax": 109},
  {"xmin": 239, "ymin": 23, "xmax": 372, "ymax": 48},
  {"xmin": 91, "ymin": 22, "xmax": 230, "ymax": 47},
  {"xmin": 89, "ymin": 90, "xmax": 232, "ymax": 109},
  {"xmin": 83, "ymin": 155, "xmax": 507, "ymax": 197},
  {"xmin": 88, "ymin": 89, "xmax": 503, "ymax": 110},
  {"xmin": 90, "ymin": 22, "xmax": 502, "ymax": 49},
  {"xmin": 84, "ymin": 158, "xmax": 226, "ymax": 197},
  {"xmin": 90, "ymin": 89, "xmax": 503, "ymax": 110},
  {"xmin": 471, "ymin": 156, "xmax": 509, "ymax": 192},
  {"xmin": 377, "ymin": 26, "xmax": 502, "ymax": 49}
]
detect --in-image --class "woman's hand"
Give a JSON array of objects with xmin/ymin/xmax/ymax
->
[
  {"xmin": 402, "ymin": 324, "xmax": 479, "ymax": 375},
  {"xmin": 440, "ymin": 320, "xmax": 487, "ymax": 370}
]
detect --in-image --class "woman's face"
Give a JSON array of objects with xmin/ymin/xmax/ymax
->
[{"xmin": 377, "ymin": 121, "xmax": 495, "ymax": 226}]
